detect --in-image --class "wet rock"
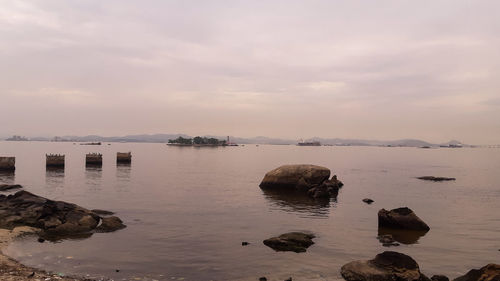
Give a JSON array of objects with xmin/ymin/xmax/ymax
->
[
  {"xmin": 96, "ymin": 216, "xmax": 126, "ymax": 232},
  {"xmin": 0, "ymin": 184, "xmax": 22, "ymax": 191},
  {"xmin": 362, "ymin": 198, "xmax": 374, "ymax": 204},
  {"xmin": 260, "ymin": 165, "xmax": 343, "ymax": 199},
  {"xmin": 341, "ymin": 251, "xmax": 430, "ymax": 281},
  {"xmin": 431, "ymin": 275, "xmax": 449, "ymax": 281},
  {"xmin": 417, "ymin": 176, "xmax": 456, "ymax": 182},
  {"xmin": 0, "ymin": 190, "xmax": 125, "ymax": 236},
  {"xmin": 377, "ymin": 234, "xmax": 400, "ymax": 247},
  {"xmin": 91, "ymin": 209, "xmax": 115, "ymax": 216},
  {"xmin": 263, "ymin": 232, "xmax": 315, "ymax": 253},
  {"xmin": 453, "ymin": 264, "xmax": 499, "ymax": 281},
  {"xmin": 378, "ymin": 207, "xmax": 430, "ymax": 231}
]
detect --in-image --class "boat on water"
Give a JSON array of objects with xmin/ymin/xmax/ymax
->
[{"xmin": 297, "ymin": 141, "xmax": 321, "ymax": 146}]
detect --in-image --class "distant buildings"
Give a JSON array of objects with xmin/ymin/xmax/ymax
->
[{"xmin": 6, "ymin": 135, "xmax": 28, "ymax": 141}]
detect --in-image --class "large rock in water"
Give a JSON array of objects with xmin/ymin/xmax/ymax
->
[
  {"xmin": 378, "ymin": 207, "xmax": 430, "ymax": 231},
  {"xmin": 453, "ymin": 264, "xmax": 500, "ymax": 281},
  {"xmin": 341, "ymin": 251, "xmax": 430, "ymax": 281},
  {"xmin": 259, "ymin": 165, "xmax": 343, "ymax": 199},
  {"xmin": 263, "ymin": 232, "xmax": 315, "ymax": 253},
  {"xmin": 0, "ymin": 190, "xmax": 125, "ymax": 235}
]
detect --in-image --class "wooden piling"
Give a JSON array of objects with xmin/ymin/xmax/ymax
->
[
  {"xmin": 86, "ymin": 153, "xmax": 102, "ymax": 166},
  {"xmin": 116, "ymin": 152, "xmax": 132, "ymax": 164},
  {"xmin": 0, "ymin": 157, "xmax": 15, "ymax": 171},
  {"xmin": 46, "ymin": 154, "xmax": 65, "ymax": 168}
]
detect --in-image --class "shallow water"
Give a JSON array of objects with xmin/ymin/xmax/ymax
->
[{"xmin": 0, "ymin": 142, "xmax": 499, "ymax": 280}]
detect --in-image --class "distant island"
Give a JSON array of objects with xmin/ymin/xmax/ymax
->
[
  {"xmin": 167, "ymin": 136, "xmax": 233, "ymax": 147},
  {"xmin": 1, "ymin": 133, "xmax": 479, "ymax": 147}
]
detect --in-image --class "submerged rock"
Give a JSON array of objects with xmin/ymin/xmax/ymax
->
[
  {"xmin": 341, "ymin": 251, "xmax": 430, "ymax": 281},
  {"xmin": 362, "ymin": 198, "xmax": 374, "ymax": 204},
  {"xmin": 453, "ymin": 264, "xmax": 499, "ymax": 281},
  {"xmin": 377, "ymin": 234, "xmax": 400, "ymax": 247},
  {"xmin": 0, "ymin": 190, "xmax": 125, "ymax": 236},
  {"xmin": 260, "ymin": 165, "xmax": 343, "ymax": 199},
  {"xmin": 0, "ymin": 184, "xmax": 22, "ymax": 191},
  {"xmin": 91, "ymin": 209, "xmax": 115, "ymax": 216},
  {"xmin": 96, "ymin": 216, "xmax": 126, "ymax": 232},
  {"xmin": 378, "ymin": 207, "xmax": 430, "ymax": 231},
  {"xmin": 263, "ymin": 232, "xmax": 315, "ymax": 253},
  {"xmin": 417, "ymin": 176, "xmax": 456, "ymax": 182}
]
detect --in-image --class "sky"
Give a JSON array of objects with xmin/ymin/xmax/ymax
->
[{"xmin": 0, "ymin": 0, "xmax": 499, "ymax": 144}]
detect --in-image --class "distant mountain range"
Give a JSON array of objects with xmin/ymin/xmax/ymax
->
[{"xmin": 1, "ymin": 133, "xmax": 472, "ymax": 147}]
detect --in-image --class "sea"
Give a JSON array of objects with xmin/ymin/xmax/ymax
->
[{"xmin": 0, "ymin": 141, "xmax": 499, "ymax": 281}]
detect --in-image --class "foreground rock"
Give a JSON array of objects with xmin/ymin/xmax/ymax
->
[
  {"xmin": 260, "ymin": 165, "xmax": 343, "ymax": 199},
  {"xmin": 417, "ymin": 176, "xmax": 456, "ymax": 182},
  {"xmin": 341, "ymin": 251, "xmax": 430, "ymax": 281},
  {"xmin": 453, "ymin": 264, "xmax": 499, "ymax": 281},
  {"xmin": 0, "ymin": 190, "xmax": 125, "ymax": 236},
  {"xmin": 263, "ymin": 232, "xmax": 315, "ymax": 253},
  {"xmin": 0, "ymin": 185, "xmax": 22, "ymax": 192},
  {"xmin": 378, "ymin": 207, "xmax": 430, "ymax": 231}
]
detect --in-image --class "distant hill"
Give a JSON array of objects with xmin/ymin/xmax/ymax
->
[{"xmin": 2, "ymin": 133, "xmax": 469, "ymax": 147}]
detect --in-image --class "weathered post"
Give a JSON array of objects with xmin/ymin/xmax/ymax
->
[
  {"xmin": 0, "ymin": 157, "xmax": 15, "ymax": 171},
  {"xmin": 46, "ymin": 154, "xmax": 65, "ymax": 168},
  {"xmin": 116, "ymin": 152, "xmax": 132, "ymax": 164},
  {"xmin": 86, "ymin": 153, "xmax": 102, "ymax": 166}
]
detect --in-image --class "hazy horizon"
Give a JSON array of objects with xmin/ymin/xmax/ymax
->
[{"xmin": 1, "ymin": 1, "xmax": 500, "ymax": 144}]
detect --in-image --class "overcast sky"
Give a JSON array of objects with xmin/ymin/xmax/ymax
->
[{"xmin": 1, "ymin": 1, "xmax": 499, "ymax": 144}]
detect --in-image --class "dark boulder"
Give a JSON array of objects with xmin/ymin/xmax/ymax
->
[
  {"xmin": 417, "ymin": 176, "xmax": 455, "ymax": 182},
  {"xmin": 341, "ymin": 251, "xmax": 430, "ymax": 281},
  {"xmin": 431, "ymin": 275, "xmax": 449, "ymax": 281},
  {"xmin": 96, "ymin": 216, "xmax": 126, "ymax": 232},
  {"xmin": 453, "ymin": 264, "xmax": 499, "ymax": 281},
  {"xmin": 0, "ymin": 184, "xmax": 22, "ymax": 191},
  {"xmin": 260, "ymin": 165, "xmax": 343, "ymax": 199},
  {"xmin": 263, "ymin": 232, "xmax": 315, "ymax": 253},
  {"xmin": 378, "ymin": 207, "xmax": 430, "ymax": 231},
  {"xmin": 0, "ymin": 190, "xmax": 125, "ymax": 236}
]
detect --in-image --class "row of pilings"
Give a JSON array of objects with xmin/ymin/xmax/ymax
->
[{"xmin": 0, "ymin": 152, "xmax": 132, "ymax": 170}]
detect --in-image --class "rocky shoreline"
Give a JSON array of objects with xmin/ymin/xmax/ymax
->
[{"xmin": 0, "ymin": 227, "xmax": 107, "ymax": 281}]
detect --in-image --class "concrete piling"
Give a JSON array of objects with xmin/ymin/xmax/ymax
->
[
  {"xmin": 46, "ymin": 154, "xmax": 65, "ymax": 168},
  {"xmin": 0, "ymin": 157, "xmax": 15, "ymax": 171},
  {"xmin": 116, "ymin": 152, "xmax": 132, "ymax": 164},
  {"xmin": 86, "ymin": 153, "xmax": 102, "ymax": 166}
]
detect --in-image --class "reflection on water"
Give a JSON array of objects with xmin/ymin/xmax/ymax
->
[
  {"xmin": 85, "ymin": 166, "xmax": 102, "ymax": 191},
  {"xmin": 377, "ymin": 227, "xmax": 428, "ymax": 244},
  {"xmin": 45, "ymin": 167, "xmax": 64, "ymax": 190},
  {"xmin": 0, "ymin": 170, "xmax": 15, "ymax": 185},
  {"xmin": 261, "ymin": 188, "xmax": 334, "ymax": 218},
  {"xmin": 1, "ymin": 143, "xmax": 500, "ymax": 281}
]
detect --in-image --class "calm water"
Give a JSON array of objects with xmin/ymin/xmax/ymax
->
[{"xmin": 0, "ymin": 142, "xmax": 499, "ymax": 280}]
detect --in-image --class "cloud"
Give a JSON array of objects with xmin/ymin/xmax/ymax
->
[{"xmin": 0, "ymin": 0, "xmax": 499, "ymax": 143}]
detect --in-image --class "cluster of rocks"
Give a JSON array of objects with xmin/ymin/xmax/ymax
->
[
  {"xmin": 341, "ymin": 251, "xmax": 499, "ymax": 281},
  {"xmin": 259, "ymin": 164, "xmax": 343, "ymax": 199},
  {"xmin": 0, "ymin": 190, "xmax": 125, "ymax": 237}
]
